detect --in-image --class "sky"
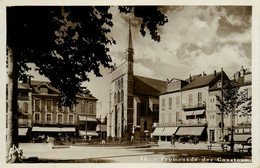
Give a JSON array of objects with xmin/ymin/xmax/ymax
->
[{"xmin": 27, "ymin": 6, "xmax": 252, "ymax": 118}]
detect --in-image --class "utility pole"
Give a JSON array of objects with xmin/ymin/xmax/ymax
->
[{"xmin": 221, "ymin": 68, "xmax": 224, "ymax": 144}]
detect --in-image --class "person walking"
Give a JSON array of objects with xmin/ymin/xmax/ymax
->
[{"xmin": 171, "ymin": 135, "xmax": 176, "ymax": 147}]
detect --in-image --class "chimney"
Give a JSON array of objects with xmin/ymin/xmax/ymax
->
[
  {"xmin": 203, "ymin": 71, "xmax": 206, "ymax": 76},
  {"xmin": 214, "ymin": 70, "xmax": 216, "ymax": 77},
  {"xmin": 189, "ymin": 74, "xmax": 192, "ymax": 82},
  {"xmin": 234, "ymin": 74, "xmax": 236, "ymax": 81}
]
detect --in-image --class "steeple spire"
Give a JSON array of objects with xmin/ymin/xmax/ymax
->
[{"xmin": 127, "ymin": 18, "xmax": 134, "ymax": 62}]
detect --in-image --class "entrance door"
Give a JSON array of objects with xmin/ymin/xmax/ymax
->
[{"xmin": 210, "ymin": 130, "xmax": 215, "ymax": 143}]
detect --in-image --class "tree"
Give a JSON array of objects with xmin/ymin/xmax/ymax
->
[
  {"xmin": 216, "ymin": 79, "xmax": 251, "ymax": 152},
  {"xmin": 6, "ymin": 6, "xmax": 168, "ymax": 161}
]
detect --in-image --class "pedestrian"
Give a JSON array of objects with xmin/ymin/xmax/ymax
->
[{"xmin": 171, "ymin": 135, "xmax": 175, "ymax": 147}]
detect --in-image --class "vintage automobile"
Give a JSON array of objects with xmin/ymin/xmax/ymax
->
[{"xmin": 232, "ymin": 125, "xmax": 252, "ymax": 145}]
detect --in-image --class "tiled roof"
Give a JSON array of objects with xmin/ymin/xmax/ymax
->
[
  {"xmin": 18, "ymin": 83, "xmax": 30, "ymax": 90},
  {"xmin": 30, "ymin": 80, "xmax": 97, "ymax": 100},
  {"xmin": 133, "ymin": 75, "xmax": 167, "ymax": 96},
  {"xmin": 182, "ymin": 72, "xmax": 222, "ymax": 91}
]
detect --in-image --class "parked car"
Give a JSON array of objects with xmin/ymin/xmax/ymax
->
[{"xmin": 231, "ymin": 125, "xmax": 252, "ymax": 145}]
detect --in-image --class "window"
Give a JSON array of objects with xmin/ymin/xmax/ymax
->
[
  {"xmin": 18, "ymin": 91, "xmax": 29, "ymax": 100},
  {"xmin": 81, "ymin": 101, "xmax": 86, "ymax": 113},
  {"xmin": 121, "ymin": 90, "xmax": 124, "ymax": 102},
  {"xmin": 47, "ymin": 100, "xmax": 52, "ymax": 112},
  {"xmin": 118, "ymin": 80, "xmax": 120, "ymax": 89},
  {"xmin": 121, "ymin": 78, "xmax": 124, "ymax": 88},
  {"xmin": 34, "ymin": 113, "xmax": 40, "ymax": 122},
  {"xmin": 176, "ymin": 96, "xmax": 180, "ymax": 108},
  {"xmin": 189, "ymin": 94, "xmax": 193, "ymax": 105},
  {"xmin": 114, "ymin": 93, "xmax": 117, "ymax": 105},
  {"xmin": 162, "ymin": 98, "xmax": 165, "ymax": 110},
  {"xmin": 35, "ymin": 99, "xmax": 41, "ymax": 111},
  {"xmin": 176, "ymin": 112, "xmax": 180, "ymax": 122},
  {"xmin": 46, "ymin": 113, "xmax": 52, "ymax": 124},
  {"xmin": 57, "ymin": 114, "xmax": 63, "ymax": 124},
  {"xmin": 115, "ymin": 81, "xmax": 118, "ymax": 90},
  {"xmin": 24, "ymin": 102, "xmax": 28, "ymax": 113},
  {"xmin": 117, "ymin": 91, "xmax": 120, "ymax": 103},
  {"xmin": 144, "ymin": 121, "xmax": 147, "ymax": 130},
  {"xmin": 40, "ymin": 87, "xmax": 48, "ymax": 94},
  {"xmin": 169, "ymin": 97, "xmax": 172, "ymax": 110},
  {"xmin": 89, "ymin": 102, "xmax": 94, "ymax": 114},
  {"xmin": 69, "ymin": 104, "xmax": 74, "ymax": 113},
  {"xmin": 68, "ymin": 115, "xmax": 74, "ymax": 124}
]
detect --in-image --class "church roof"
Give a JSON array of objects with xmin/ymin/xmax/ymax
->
[{"xmin": 133, "ymin": 75, "xmax": 167, "ymax": 96}]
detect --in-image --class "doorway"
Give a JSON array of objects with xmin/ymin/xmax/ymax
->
[{"xmin": 210, "ymin": 130, "xmax": 215, "ymax": 143}]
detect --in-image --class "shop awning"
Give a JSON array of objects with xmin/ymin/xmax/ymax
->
[
  {"xmin": 151, "ymin": 127, "xmax": 164, "ymax": 136},
  {"xmin": 19, "ymin": 128, "xmax": 28, "ymax": 136},
  {"xmin": 32, "ymin": 127, "xmax": 76, "ymax": 132},
  {"xmin": 184, "ymin": 110, "xmax": 205, "ymax": 116},
  {"xmin": 79, "ymin": 130, "xmax": 99, "ymax": 136},
  {"xmin": 78, "ymin": 115, "xmax": 97, "ymax": 122},
  {"xmin": 176, "ymin": 127, "xmax": 205, "ymax": 136},
  {"xmin": 161, "ymin": 127, "xmax": 179, "ymax": 136}
]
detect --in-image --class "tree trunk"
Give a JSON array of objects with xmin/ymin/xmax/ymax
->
[{"xmin": 6, "ymin": 46, "xmax": 19, "ymax": 162}]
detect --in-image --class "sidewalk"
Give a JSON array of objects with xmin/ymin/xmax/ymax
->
[{"xmin": 155, "ymin": 141, "xmax": 222, "ymax": 151}]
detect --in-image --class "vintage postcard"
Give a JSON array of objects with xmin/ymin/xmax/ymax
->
[{"xmin": 1, "ymin": 0, "xmax": 259, "ymax": 168}]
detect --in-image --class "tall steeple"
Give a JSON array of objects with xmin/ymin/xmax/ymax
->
[{"xmin": 127, "ymin": 19, "xmax": 134, "ymax": 62}]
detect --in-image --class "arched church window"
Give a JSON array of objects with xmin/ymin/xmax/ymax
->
[
  {"xmin": 114, "ymin": 93, "xmax": 116, "ymax": 105},
  {"xmin": 121, "ymin": 78, "xmax": 124, "ymax": 88},
  {"xmin": 121, "ymin": 90, "xmax": 124, "ymax": 102},
  {"xmin": 115, "ymin": 81, "xmax": 118, "ymax": 90},
  {"xmin": 117, "ymin": 91, "xmax": 120, "ymax": 103},
  {"xmin": 118, "ymin": 79, "xmax": 121, "ymax": 89}
]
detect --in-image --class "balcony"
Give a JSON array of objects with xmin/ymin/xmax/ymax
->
[
  {"xmin": 156, "ymin": 119, "xmax": 207, "ymax": 127},
  {"xmin": 182, "ymin": 102, "xmax": 206, "ymax": 110}
]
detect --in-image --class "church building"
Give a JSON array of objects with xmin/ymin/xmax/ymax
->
[{"xmin": 107, "ymin": 20, "xmax": 167, "ymax": 140}]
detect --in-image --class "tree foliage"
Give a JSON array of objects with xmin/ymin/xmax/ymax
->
[
  {"xmin": 216, "ymin": 80, "xmax": 251, "ymax": 116},
  {"xmin": 7, "ymin": 6, "xmax": 168, "ymax": 106}
]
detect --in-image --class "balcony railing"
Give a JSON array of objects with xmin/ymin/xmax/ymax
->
[
  {"xmin": 182, "ymin": 102, "xmax": 206, "ymax": 110},
  {"xmin": 156, "ymin": 119, "xmax": 207, "ymax": 127}
]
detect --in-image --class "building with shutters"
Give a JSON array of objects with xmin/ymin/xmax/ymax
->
[
  {"xmin": 7, "ymin": 79, "xmax": 98, "ymax": 141},
  {"xmin": 107, "ymin": 21, "xmax": 167, "ymax": 140},
  {"xmin": 154, "ymin": 70, "xmax": 230, "ymax": 143}
]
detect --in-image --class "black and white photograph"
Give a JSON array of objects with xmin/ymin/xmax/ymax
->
[{"xmin": 1, "ymin": 1, "xmax": 260, "ymax": 167}]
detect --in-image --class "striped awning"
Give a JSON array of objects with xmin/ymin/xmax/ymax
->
[
  {"xmin": 79, "ymin": 130, "xmax": 99, "ymax": 136},
  {"xmin": 161, "ymin": 127, "xmax": 179, "ymax": 136},
  {"xmin": 175, "ymin": 127, "xmax": 205, "ymax": 136},
  {"xmin": 32, "ymin": 127, "xmax": 76, "ymax": 132},
  {"xmin": 152, "ymin": 127, "xmax": 164, "ymax": 136},
  {"xmin": 19, "ymin": 128, "xmax": 28, "ymax": 136}
]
